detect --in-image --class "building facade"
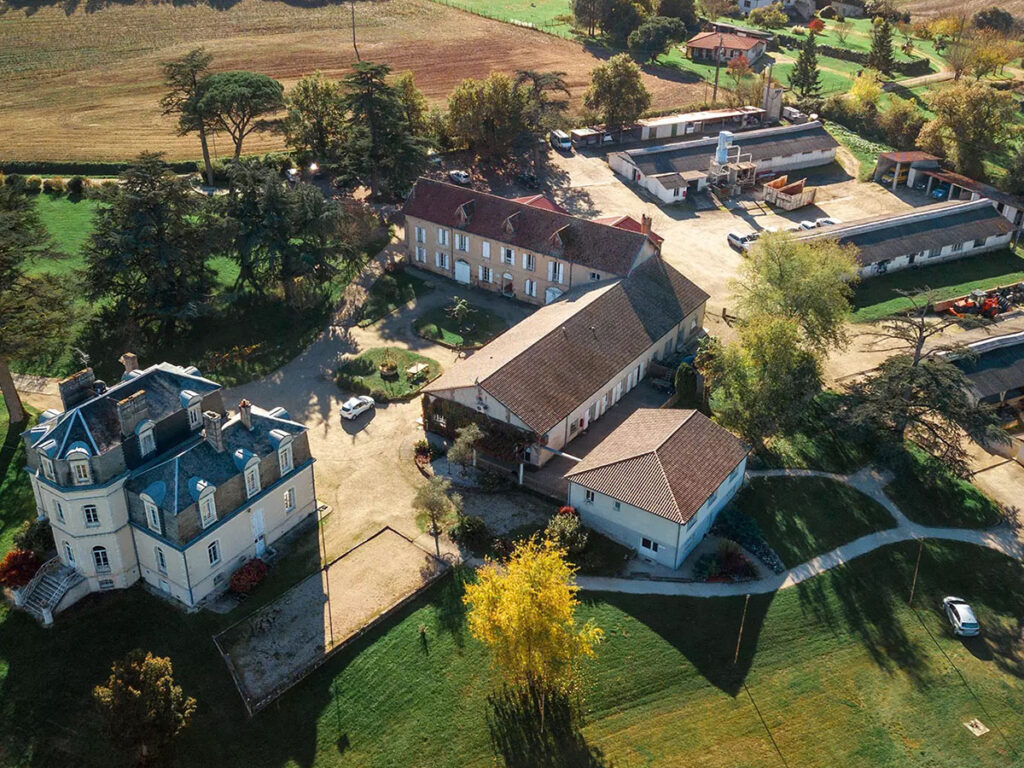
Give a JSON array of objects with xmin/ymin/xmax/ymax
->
[
  {"xmin": 401, "ymin": 178, "xmax": 661, "ymax": 305},
  {"xmin": 20, "ymin": 358, "xmax": 317, "ymax": 621},
  {"xmin": 685, "ymin": 30, "xmax": 768, "ymax": 64}
]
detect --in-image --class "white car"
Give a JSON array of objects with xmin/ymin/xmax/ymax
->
[
  {"xmin": 341, "ymin": 395, "xmax": 375, "ymax": 421},
  {"xmin": 727, "ymin": 231, "xmax": 759, "ymax": 250},
  {"xmin": 814, "ymin": 217, "xmax": 841, "ymax": 228},
  {"xmin": 448, "ymin": 170, "xmax": 471, "ymax": 186},
  {"xmin": 942, "ymin": 596, "xmax": 981, "ymax": 637},
  {"xmin": 798, "ymin": 220, "xmax": 817, "ymax": 230}
]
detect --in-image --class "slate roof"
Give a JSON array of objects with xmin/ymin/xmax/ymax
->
[
  {"xmin": 616, "ymin": 122, "xmax": 839, "ymax": 177},
  {"xmin": 953, "ymin": 338, "xmax": 1024, "ymax": 402},
  {"xmin": 27, "ymin": 363, "xmax": 220, "ymax": 458},
  {"xmin": 797, "ymin": 200, "xmax": 1015, "ymax": 266},
  {"xmin": 424, "ymin": 258, "xmax": 710, "ymax": 434},
  {"xmin": 402, "ymin": 178, "xmax": 653, "ymax": 276},
  {"xmin": 125, "ymin": 408, "xmax": 305, "ymax": 516},
  {"xmin": 565, "ymin": 409, "xmax": 748, "ymax": 524},
  {"xmin": 687, "ymin": 30, "xmax": 764, "ymax": 51}
]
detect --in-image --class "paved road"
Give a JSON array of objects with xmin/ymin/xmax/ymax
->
[{"xmin": 578, "ymin": 466, "xmax": 1023, "ymax": 596}]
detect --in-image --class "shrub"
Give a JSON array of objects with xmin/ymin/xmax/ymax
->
[
  {"xmin": 0, "ymin": 549, "xmax": 42, "ymax": 589},
  {"xmin": 545, "ymin": 513, "xmax": 589, "ymax": 556},
  {"xmin": 13, "ymin": 518, "xmax": 53, "ymax": 557},
  {"xmin": 557, "ymin": 505, "xmax": 577, "ymax": 517},
  {"xmin": 449, "ymin": 514, "xmax": 490, "ymax": 551},
  {"xmin": 42, "ymin": 177, "xmax": 65, "ymax": 195},
  {"xmin": 228, "ymin": 558, "xmax": 269, "ymax": 595},
  {"xmin": 712, "ymin": 507, "xmax": 786, "ymax": 573},
  {"xmin": 376, "ymin": 274, "xmax": 401, "ymax": 304},
  {"xmin": 414, "ymin": 438, "xmax": 431, "ymax": 458},
  {"xmin": 66, "ymin": 175, "xmax": 89, "ymax": 197},
  {"xmin": 808, "ymin": 17, "xmax": 824, "ymax": 32},
  {"xmin": 25, "ymin": 176, "xmax": 42, "ymax": 194},
  {"xmin": 693, "ymin": 553, "xmax": 720, "ymax": 580},
  {"xmin": 4, "ymin": 173, "xmax": 25, "ymax": 192}
]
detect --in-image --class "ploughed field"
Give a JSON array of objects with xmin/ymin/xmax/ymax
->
[{"xmin": 0, "ymin": 0, "xmax": 704, "ymax": 162}]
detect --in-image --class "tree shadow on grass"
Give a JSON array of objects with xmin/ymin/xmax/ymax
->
[
  {"xmin": 432, "ymin": 564, "xmax": 470, "ymax": 648},
  {"xmin": 592, "ymin": 591, "xmax": 774, "ymax": 697},
  {"xmin": 487, "ymin": 685, "xmax": 610, "ymax": 768}
]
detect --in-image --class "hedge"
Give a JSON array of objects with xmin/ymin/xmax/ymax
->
[
  {"xmin": 775, "ymin": 34, "xmax": 933, "ymax": 77},
  {"xmin": 0, "ymin": 159, "xmax": 197, "ymax": 176}
]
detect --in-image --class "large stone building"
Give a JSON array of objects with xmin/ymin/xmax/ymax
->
[
  {"xmin": 422, "ymin": 257, "xmax": 709, "ymax": 471},
  {"xmin": 19, "ymin": 357, "xmax": 317, "ymax": 622},
  {"xmin": 401, "ymin": 178, "xmax": 662, "ymax": 305}
]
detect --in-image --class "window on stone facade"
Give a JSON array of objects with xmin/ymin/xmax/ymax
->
[
  {"xmin": 40, "ymin": 456, "xmax": 55, "ymax": 482},
  {"xmin": 188, "ymin": 402, "xmax": 202, "ymax": 430},
  {"xmin": 415, "ymin": 226, "xmax": 426, "ymax": 243},
  {"xmin": 70, "ymin": 458, "xmax": 91, "ymax": 486},
  {"xmin": 584, "ymin": 489, "xmax": 595, "ymax": 504},
  {"xmin": 435, "ymin": 251, "xmax": 449, "ymax": 270},
  {"xmin": 548, "ymin": 260, "xmax": 564, "ymax": 284},
  {"xmin": 156, "ymin": 546, "xmax": 167, "ymax": 574},
  {"xmin": 523, "ymin": 252, "xmax": 535, "ymax": 271},
  {"xmin": 590, "ymin": 272, "xmax": 601, "ymax": 281},
  {"xmin": 284, "ymin": 487, "xmax": 296, "ymax": 512},
  {"xmin": 64, "ymin": 541, "xmax": 76, "ymax": 567},
  {"xmin": 145, "ymin": 500, "xmax": 162, "ymax": 535},
  {"xmin": 279, "ymin": 442, "xmax": 294, "ymax": 475},
  {"xmin": 437, "ymin": 228, "xmax": 450, "ymax": 246},
  {"xmin": 54, "ymin": 500, "xmax": 65, "ymax": 523},
  {"xmin": 138, "ymin": 424, "xmax": 156, "ymax": 457},
  {"xmin": 92, "ymin": 546, "xmax": 110, "ymax": 573},
  {"xmin": 525, "ymin": 279, "xmax": 537, "ymax": 298},
  {"xmin": 482, "ymin": 242, "xmax": 491, "ymax": 259},
  {"xmin": 208, "ymin": 540, "xmax": 221, "ymax": 566},
  {"xmin": 501, "ymin": 247, "xmax": 514, "ymax": 265},
  {"xmin": 455, "ymin": 232, "xmax": 469, "ymax": 252},
  {"xmin": 640, "ymin": 537, "xmax": 659, "ymax": 553},
  {"xmin": 84, "ymin": 505, "xmax": 100, "ymax": 527},
  {"xmin": 245, "ymin": 463, "xmax": 261, "ymax": 498},
  {"xmin": 200, "ymin": 494, "xmax": 217, "ymax": 529},
  {"xmin": 415, "ymin": 246, "xmax": 426, "ymax": 262},
  {"xmin": 479, "ymin": 265, "xmax": 493, "ymax": 283},
  {"xmin": 952, "ymin": 241, "xmax": 965, "ymax": 252}
]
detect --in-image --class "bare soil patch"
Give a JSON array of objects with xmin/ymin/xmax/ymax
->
[
  {"xmin": 0, "ymin": 0, "xmax": 704, "ymax": 161},
  {"xmin": 214, "ymin": 526, "xmax": 447, "ymax": 713}
]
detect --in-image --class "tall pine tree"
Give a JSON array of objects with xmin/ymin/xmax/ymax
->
[
  {"xmin": 868, "ymin": 19, "xmax": 896, "ymax": 76},
  {"xmin": 789, "ymin": 31, "xmax": 822, "ymax": 99}
]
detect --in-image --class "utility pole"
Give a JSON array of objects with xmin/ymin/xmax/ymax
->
[
  {"xmin": 351, "ymin": 0, "xmax": 361, "ymax": 62},
  {"xmin": 712, "ymin": 34, "xmax": 724, "ymax": 104}
]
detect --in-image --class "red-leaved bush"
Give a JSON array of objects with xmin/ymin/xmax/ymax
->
[
  {"xmin": 808, "ymin": 18, "xmax": 825, "ymax": 32},
  {"xmin": 228, "ymin": 558, "xmax": 269, "ymax": 595},
  {"xmin": 0, "ymin": 549, "xmax": 41, "ymax": 589},
  {"xmin": 557, "ymin": 506, "xmax": 578, "ymax": 517}
]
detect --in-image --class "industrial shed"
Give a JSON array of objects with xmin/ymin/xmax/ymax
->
[
  {"xmin": 608, "ymin": 122, "xmax": 838, "ymax": 204},
  {"xmin": 796, "ymin": 199, "xmax": 1015, "ymax": 278}
]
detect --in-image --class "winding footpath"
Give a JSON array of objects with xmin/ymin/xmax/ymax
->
[{"xmin": 577, "ymin": 467, "xmax": 1023, "ymax": 597}]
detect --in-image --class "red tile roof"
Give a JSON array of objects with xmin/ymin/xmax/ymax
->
[
  {"xmin": 402, "ymin": 178, "xmax": 653, "ymax": 276},
  {"xmin": 593, "ymin": 214, "xmax": 665, "ymax": 246},
  {"xmin": 511, "ymin": 194, "xmax": 568, "ymax": 213},
  {"xmin": 565, "ymin": 409, "xmax": 747, "ymax": 524},
  {"xmin": 687, "ymin": 31, "xmax": 764, "ymax": 52},
  {"xmin": 878, "ymin": 151, "xmax": 940, "ymax": 164}
]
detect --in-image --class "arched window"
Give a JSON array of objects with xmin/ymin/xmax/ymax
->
[
  {"xmin": 66, "ymin": 443, "xmax": 92, "ymax": 486},
  {"xmin": 136, "ymin": 419, "xmax": 156, "ymax": 457},
  {"xmin": 92, "ymin": 546, "xmax": 110, "ymax": 573},
  {"xmin": 199, "ymin": 487, "xmax": 217, "ymax": 528}
]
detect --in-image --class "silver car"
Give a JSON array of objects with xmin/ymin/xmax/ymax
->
[
  {"xmin": 341, "ymin": 395, "xmax": 375, "ymax": 421},
  {"xmin": 942, "ymin": 596, "xmax": 981, "ymax": 637}
]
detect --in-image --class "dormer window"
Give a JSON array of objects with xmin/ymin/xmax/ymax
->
[
  {"xmin": 181, "ymin": 390, "xmax": 202, "ymax": 430},
  {"xmin": 66, "ymin": 443, "xmax": 92, "ymax": 486},
  {"xmin": 279, "ymin": 442, "xmax": 294, "ymax": 475},
  {"xmin": 503, "ymin": 212, "xmax": 519, "ymax": 234},
  {"xmin": 40, "ymin": 455, "xmax": 55, "ymax": 482},
  {"xmin": 144, "ymin": 499, "xmax": 162, "ymax": 534},
  {"xmin": 245, "ymin": 462, "xmax": 261, "ymax": 498},
  {"xmin": 137, "ymin": 420, "xmax": 156, "ymax": 457},
  {"xmin": 188, "ymin": 403, "xmax": 201, "ymax": 429},
  {"xmin": 200, "ymin": 491, "xmax": 217, "ymax": 529}
]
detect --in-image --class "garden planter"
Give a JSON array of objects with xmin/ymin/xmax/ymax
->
[{"xmin": 379, "ymin": 363, "xmax": 399, "ymax": 380}]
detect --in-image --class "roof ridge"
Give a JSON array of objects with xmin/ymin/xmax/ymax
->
[{"xmin": 654, "ymin": 409, "xmax": 696, "ymax": 452}]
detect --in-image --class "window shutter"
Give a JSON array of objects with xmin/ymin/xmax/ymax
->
[
  {"xmin": 482, "ymin": 242, "xmax": 490, "ymax": 259},
  {"xmin": 547, "ymin": 261, "xmax": 554, "ymax": 281},
  {"xmin": 478, "ymin": 265, "xmax": 483, "ymax": 281}
]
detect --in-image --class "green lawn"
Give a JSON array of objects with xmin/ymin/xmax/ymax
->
[
  {"xmin": 3, "ymin": 540, "xmax": 1024, "ymax": 767},
  {"xmin": 427, "ymin": 0, "xmax": 574, "ymax": 35},
  {"xmin": 759, "ymin": 393, "xmax": 873, "ymax": 474},
  {"xmin": 851, "ymin": 249, "xmax": 1024, "ymax": 323},
  {"xmin": 24, "ymin": 194, "xmax": 100, "ymax": 276},
  {"xmin": 884, "ymin": 447, "xmax": 1006, "ymax": 529},
  {"xmin": 357, "ymin": 269, "xmax": 433, "ymax": 328},
  {"xmin": 732, "ymin": 476, "xmax": 897, "ymax": 566},
  {"xmin": 413, "ymin": 302, "xmax": 509, "ymax": 349},
  {"xmin": 335, "ymin": 347, "xmax": 441, "ymax": 401},
  {"xmin": 0, "ymin": 401, "xmax": 39, "ymax": 558},
  {"xmin": 825, "ymin": 120, "xmax": 894, "ymax": 179}
]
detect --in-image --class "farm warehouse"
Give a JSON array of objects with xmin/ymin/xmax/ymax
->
[
  {"xmin": 608, "ymin": 122, "xmax": 839, "ymax": 204},
  {"xmin": 796, "ymin": 200, "xmax": 1016, "ymax": 278}
]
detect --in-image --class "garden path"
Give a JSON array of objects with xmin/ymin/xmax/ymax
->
[{"xmin": 577, "ymin": 466, "xmax": 1023, "ymax": 597}]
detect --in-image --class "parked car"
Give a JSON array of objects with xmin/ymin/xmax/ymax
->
[
  {"xmin": 881, "ymin": 170, "xmax": 908, "ymax": 185},
  {"xmin": 932, "ymin": 184, "xmax": 950, "ymax": 200},
  {"xmin": 942, "ymin": 596, "xmax": 981, "ymax": 637},
  {"xmin": 341, "ymin": 395, "xmax": 375, "ymax": 421},
  {"xmin": 798, "ymin": 220, "xmax": 817, "ymax": 230},
  {"xmin": 448, "ymin": 170, "xmax": 471, "ymax": 186},
  {"xmin": 549, "ymin": 129, "xmax": 572, "ymax": 152},
  {"xmin": 727, "ymin": 231, "xmax": 759, "ymax": 250},
  {"xmin": 814, "ymin": 217, "xmax": 841, "ymax": 228}
]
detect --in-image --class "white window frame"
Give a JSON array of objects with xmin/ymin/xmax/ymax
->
[
  {"xmin": 92, "ymin": 546, "xmax": 110, "ymax": 573},
  {"xmin": 479, "ymin": 265, "xmax": 493, "ymax": 284},
  {"xmin": 208, "ymin": 540, "xmax": 221, "ymax": 566},
  {"xmin": 64, "ymin": 541, "xmax": 75, "ymax": 567},
  {"xmin": 54, "ymin": 500, "xmax": 65, "ymax": 523},
  {"xmin": 188, "ymin": 403, "xmax": 202, "ymax": 430},
  {"xmin": 415, "ymin": 246, "xmax": 426, "ymax": 263},
  {"xmin": 481, "ymin": 241, "xmax": 491, "ymax": 259},
  {"xmin": 952, "ymin": 241, "xmax": 965, "ymax": 252},
  {"xmin": 155, "ymin": 546, "xmax": 167, "ymax": 574},
  {"xmin": 200, "ymin": 493, "xmax": 217, "ymax": 529},
  {"xmin": 145, "ymin": 500, "xmax": 162, "ymax": 535},
  {"xmin": 70, "ymin": 459, "xmax": 91, "ymax": 486},
  {"xmin": 435, "ymin": 251, "xmax": 449, "ymax": 270},
  {"xmin": 501, "ymin": 247, "xmax": 515, "ymax": 266},
  {"xmin": 245, "ymin": 464, "xmax": 261, "ymax": 498},
  {"xmin": 437, "ymin": 228, "xmax": 450, "ymax": 246},
  {"xmin": 525, "ymin": 279, "xmax": 537, "ymax": 298},
  {"xmin": 139, "ymin": 425, "xmax": 156, "ymax": 457},
  {"xmin": 284, "ymin": 487, "xmax": 296, "ymax": 512},
  {"xmin": 523, "ymin": 252, "xmax": 535, "ymax": 271},
  {"xmin": 278, "ymin": 443, "xmax": 294, "ymax": 475},
  {"xmin": 455, "ymin": 232, "xmax": 469, "ymax": 252},
  {"xmin": 40, "ymin": 455, "xmax": 55, "ymax": 482},
  {"xmin": 548, "ymin": 260, "xmax": 564, "ymax": 284},
  {"xmin": 83, "ymin": 504, "xmax": 100, "ymax": 528},
  {"xmin": 584, "ymin": 489, "xmax": 595, "ymax": 504},
  {"xmin": 415, "ymin": 225, "xmax": 426, "ymax": 244}
]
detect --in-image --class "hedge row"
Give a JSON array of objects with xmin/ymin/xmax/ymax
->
[
  {"xmin": 0, "ymin": 159, "xmax": 197, "ymax": 177},
  {"xmin": 775, "ymin": 34, "xmax": 933, "ymax": 77}
]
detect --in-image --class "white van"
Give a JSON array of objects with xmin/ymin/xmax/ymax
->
[{"xmin": 549, "ymin": 130, "xmax": 572, "ymax": 152}]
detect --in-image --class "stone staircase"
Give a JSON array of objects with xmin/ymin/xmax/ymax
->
[{"xmin": 19, "ymin": 558, "xmax": 85, "ymax": 625}]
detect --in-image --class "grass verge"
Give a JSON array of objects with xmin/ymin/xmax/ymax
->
[
  {"xmin": 851, "ymin": 249, "xmax": 1024, "ymax": 323},
  {"xmin": 413, "ymin": 302, "xmax": 509, "ymax": 349},
  {"xmin": 335, "ymin": 347, "xmax": 441, "ymax": 401},
  {"xmin": 732, "ymin": 476, "xmax": 897, "ymax": 566}
]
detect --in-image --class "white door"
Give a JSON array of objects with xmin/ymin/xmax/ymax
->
[
  {"xmin": 252, "ymin": 508, "xmax": 266, "ymax": 558},
  {"xmin": 454, "ymin": 259, "xmax": 470, "ymax": 284}
]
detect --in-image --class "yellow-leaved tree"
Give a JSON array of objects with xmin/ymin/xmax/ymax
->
[{"xmin": 463, "ymin": 536, "xmax": 602, "ymax": 727}]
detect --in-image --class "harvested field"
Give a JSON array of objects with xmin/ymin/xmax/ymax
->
[
  {"xmin": 0, "ymin": 0, "xmax": 705, "ymax": 162},
  {"xmin": 215, "ymin": 526, "xmax": 447, "ymax": 712}
]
